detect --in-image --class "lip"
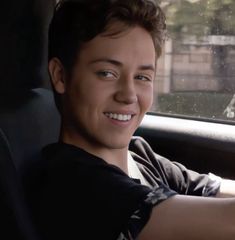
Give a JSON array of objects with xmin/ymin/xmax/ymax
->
[{"xmin": 103, "ymin": 110, "xmax": 137, "ymax": 115}]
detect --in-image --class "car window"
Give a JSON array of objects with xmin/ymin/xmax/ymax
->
[{"xmin": 151, "ymin": 0, "xmax": 235, "ymax": 124}]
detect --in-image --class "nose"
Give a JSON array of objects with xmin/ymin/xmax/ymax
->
[{"xmin": 114, "ymin": 76, "xmax": 138, "ymax": 104}]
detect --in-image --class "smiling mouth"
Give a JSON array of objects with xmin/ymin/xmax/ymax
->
[{"xmin": 104, "ymin": 112, "xmax": 133, "ymax": 121}]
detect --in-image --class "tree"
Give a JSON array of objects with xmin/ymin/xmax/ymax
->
[{"xmin": 159, "ymin": 0, "xmax": 235, "ymax": 92}]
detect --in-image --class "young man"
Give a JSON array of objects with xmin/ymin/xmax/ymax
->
[{"xmin": 30, "ymin": 0, "xmax": 235, "ymax": 239}]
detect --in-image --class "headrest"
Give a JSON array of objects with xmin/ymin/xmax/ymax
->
[{"xmin": 0, "ymin": 0, "xmax": 55, "ymax": 92}]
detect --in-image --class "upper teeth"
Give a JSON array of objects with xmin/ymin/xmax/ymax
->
[{"xmin": 105, "ymin": 113, "xmax": 132, "ymax": 121}]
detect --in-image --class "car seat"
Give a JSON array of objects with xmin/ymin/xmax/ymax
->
[
  {"xmin": 0, "ymin": 88, "xmax": 60, "ymax": 239},
  {"xmin": 0, "ymin": 88, "xmax": 60, "ymax": 179},
  {"xmin": 0, "ymin": 0, "xmax": 59, "ymax": 239},
  {"xmin": 0, "ymin": 128, "xmax": 42, "ymax": 240}
]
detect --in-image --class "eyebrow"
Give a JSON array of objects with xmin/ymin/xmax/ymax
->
[
  {"xmin": 88, "ymin": 58, "xmax": 155, "ymax": 72},
  {"xmin": 89, "ymin": 58, "xmax": 122, "ymax": 67}
]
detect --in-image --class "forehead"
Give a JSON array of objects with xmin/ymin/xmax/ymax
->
[{"xmin": 78, "ymin": 23, "xmax": 156, "ymax": 66}]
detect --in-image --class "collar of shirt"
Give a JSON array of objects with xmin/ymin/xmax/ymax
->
[{"xmin": 127, "ymin": 151, "xmax": 151, "ymax": 188}]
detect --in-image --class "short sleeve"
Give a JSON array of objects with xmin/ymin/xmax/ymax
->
[
  {"xmin": 169, "ymin": 161, "xmax": 221, "ymax": 197},
  {"xmin": 38, "ymin": 143, "xmax": 178, "ymax": 240},
  {"xmin": 203, "ymin": 173, "xmax": 222, "ymax": 197},
  {"xmin": 117, "ymin": 184, "xmax": 177, "ymax": 240}
]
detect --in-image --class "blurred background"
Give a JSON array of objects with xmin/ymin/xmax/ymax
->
[{"xmin": 152, "ymin": 0, "xmax": 235, "ymax": 123}]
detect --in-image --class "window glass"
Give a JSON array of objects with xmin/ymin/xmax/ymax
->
[{"xmin": 152, "ymin": 0, "xmax": 235, "ymax": 123}]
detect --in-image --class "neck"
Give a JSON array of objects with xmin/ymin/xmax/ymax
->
[
  {"xmin": 94, "ymin": 148, "xmax": 129, "ymax": 174},
  {"xmin": 60, "ymin": 127, "xmax": 129, "ymax": 174}
]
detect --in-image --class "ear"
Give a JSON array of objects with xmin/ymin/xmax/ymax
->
[{"xmin": 48, "ymin": 58, "xmax": 66, "ymax": 94}]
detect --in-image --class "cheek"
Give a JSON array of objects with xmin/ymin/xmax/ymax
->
[
  {"xmin": 68, "ymin": 83, "xmax": 107, "ymax": 117},
  {"xmin": 144, "ymin": 95, "xmax": 153, "ymax": 112},
  {"xmin": 139, "ymin": 86, "xmax": 153, "ymax": 112}
]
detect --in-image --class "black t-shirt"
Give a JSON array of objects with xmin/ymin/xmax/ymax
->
[{"xmin": 30, "ymin": 136, "xmax": 220, "ymax": 240}]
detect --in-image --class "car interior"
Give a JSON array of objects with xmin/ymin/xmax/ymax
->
[
  {"xmin": 1, "ymin": 0, "xmax": 235, "ymax": 239},
  {"xmin": 0, "ymin": 0, "xmax": 59, "ymax": 238}
]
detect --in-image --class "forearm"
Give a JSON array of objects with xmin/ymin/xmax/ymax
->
[
  {"xmin": 138, "ymin": 195, "xmax": 235, "ymax": 240},
  {"xmin": 216, "ymin": 179, "xmax": 235, "ymax": 198},
  {"xmin": 208, "ymin": 173, "xmax": 235, "ymax": 198}
]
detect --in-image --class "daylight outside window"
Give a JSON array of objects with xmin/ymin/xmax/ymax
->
[{"xmin": 151, "ymin": 0, "xmax": 235, "ymax": 123}]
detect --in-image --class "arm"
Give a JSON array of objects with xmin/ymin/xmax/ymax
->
[
  {"xmin": 130, "ymin": 137, "xmax": 223, "ymax": 197},
  {"xmin": 138, "ymin": 194, "xmax": 235, "ymax": 240},
  {"xmin": 216, "ymin": 178, "xmax": 235, "ymax": 198},
  {"xmin": 208, "ymin": 173, "xmax": 235, "ymax": 198}
]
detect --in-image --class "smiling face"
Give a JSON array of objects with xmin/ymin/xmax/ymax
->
[{"xmin": 50, "ymin": 23, "xmax": 156, "ymax": 156}]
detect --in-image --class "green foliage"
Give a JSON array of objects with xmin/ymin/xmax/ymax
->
[
  {"xmin": 158, "ymin": 0, "xmax": 235, "ymax": 37},
  {"xmin": 156, "ymin": 92, "xmax": 233, "ymax": 121}
]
